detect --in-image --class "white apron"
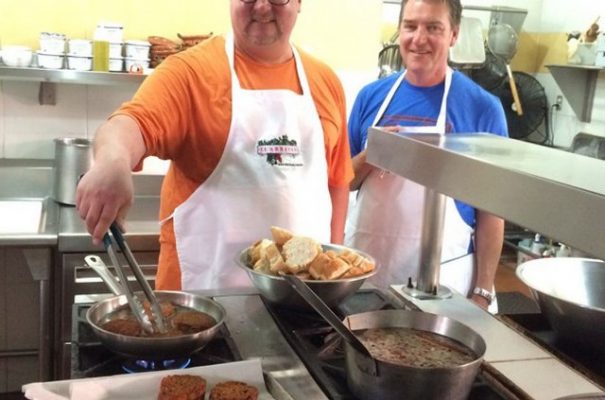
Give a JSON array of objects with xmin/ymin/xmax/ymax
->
[
  {"xmin": 346, "ymin": 69, "xmax": 475, "ymax": 295},
  {"xmin": 170, "ymin": 35, "xmax": 331, "ymax": 290}
]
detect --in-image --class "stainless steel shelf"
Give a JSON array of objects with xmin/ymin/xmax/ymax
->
[
  {"xmin": 546, "ymin": 64, "xmax": 605, "ymax": 123},
  {"xmin": 366, "ymin": 129, "xmax": 605, "ymax": 261},
  {"xmin": 0, "ymin": 66, "xmax": 147, "ymax": 86}
]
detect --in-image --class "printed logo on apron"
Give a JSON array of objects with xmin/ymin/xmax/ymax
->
[{"xmin": 256, "ymin": 135, "xmax": 303, "ymax": 167}]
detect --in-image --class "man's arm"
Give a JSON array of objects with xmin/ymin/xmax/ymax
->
[
  {"xmin": 350, "ymin": 149, "xmax": 374, "ymax": 191},
  {"xmin": 329, "ymin": 185, "xmax": 349, "ymax": 244},
  {"xmin": 76, "ymin": 115, "xmax": 147, "ymax": 244},
  {"xmin": 471, "ymin": 210, "xmax": 504, "ymax": 309}
]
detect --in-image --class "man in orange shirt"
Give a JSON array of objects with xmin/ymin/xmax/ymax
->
[{"xmin": 76, "ymin": 0, "xmax": 353, "ymax": 290}]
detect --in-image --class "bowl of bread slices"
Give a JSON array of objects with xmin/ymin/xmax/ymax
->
[{"xmin": 236, "ymin": 226, "xmax": 377, "ymax": 310}]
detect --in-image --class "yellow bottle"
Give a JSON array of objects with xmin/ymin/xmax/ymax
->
[{"xmin": 92, "ymin": 40, "xmax": 109, "ymax": 72}]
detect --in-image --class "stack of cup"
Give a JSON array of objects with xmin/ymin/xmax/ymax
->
[
  {"xmin": 67, "ymin": 39, "xmax": 93, "ymax": 71},
  {"xmin": 37, "ymin": 32, "xmax": 65, "ymax": 69},
  {"xmin": 124, "ymin": 40, "xmax": 151, "ymax": 73}
]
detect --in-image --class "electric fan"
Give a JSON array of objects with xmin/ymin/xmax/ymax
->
[{"xmin": 491, "ymin": 71, "xmax": 547, "ymax": 141}]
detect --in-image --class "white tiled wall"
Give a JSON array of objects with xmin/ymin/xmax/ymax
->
[{"xmin": 0, "ymin": 80, "xmax": 139, "ymax": 159}]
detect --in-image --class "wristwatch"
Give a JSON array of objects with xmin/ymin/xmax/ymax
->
[{"xmin": 472, "ymin": 287, "xmax": 495, "ymax": 305}]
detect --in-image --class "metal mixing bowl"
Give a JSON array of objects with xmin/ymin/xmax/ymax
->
[
  {"xmin": 236, "ymin": 243, "xmax": 378, "ymax": 310},
  {"xmin": 516, "ymin": 257, "xmax": 605, "ymax": 353}
]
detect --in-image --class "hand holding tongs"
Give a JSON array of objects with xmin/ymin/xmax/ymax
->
[{"xmin": 85, "ymin": 223, "xmax": 168, "ymax": 335}]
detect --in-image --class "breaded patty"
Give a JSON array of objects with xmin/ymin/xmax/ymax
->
[
  {"xmin": 158, "ymin": 374, "xmax": 206, "ymax": 400},
  {"xmin": 101, "ymin": 318, "xmax": 142, "ymax": 337},
  {"xmin": 209, "ymin": 381, "xmax": 259, "ymax": 400},
  {"xmin": 171, "ymin": 311, "xmax": 216, "ymax": 334}
]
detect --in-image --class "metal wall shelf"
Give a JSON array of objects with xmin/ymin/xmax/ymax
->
[
  {"xmin": 0, "ymin": 66, "xmax": 148, "ymax": 105},
  {"xmin": 0, "ymin": 66, "xmax": 147, "ymax": 85},
  {"xmin": 546, "ymin": 64, "xmax": 605, "ymax": 123},
  {"xmin": 366, "ymin": 129, "xmax": 605, "ymax": 261}
]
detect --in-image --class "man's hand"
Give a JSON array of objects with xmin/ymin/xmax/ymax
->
[{"xmin": 76, "ymin": 158, "xmax": 134, "ymax": 245}]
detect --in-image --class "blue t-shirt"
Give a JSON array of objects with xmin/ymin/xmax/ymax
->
[{"xmin": 348, "ymin": 70, "xmax": 508, "ymax": 230}]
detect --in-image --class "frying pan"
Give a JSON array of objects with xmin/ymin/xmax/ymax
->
[
  {"xmin": 487, "ymin": 23, "xmax": 523, "ymax": 116},
  {"xmin": 284, "ymin": 274, "xmax": 486, "ymax": 400},
  {"xmin": 87, "ymin": 290, "xmax": 226, "ymax": 360}
]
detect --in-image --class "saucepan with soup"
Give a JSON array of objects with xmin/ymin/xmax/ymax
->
[
  {"xmin": 284, "ymin": 272, "xmax": 486, "ymax": 400},
  {"xmin": 343, "ymin": 310, "xmax": 486, "ymax": 400}
]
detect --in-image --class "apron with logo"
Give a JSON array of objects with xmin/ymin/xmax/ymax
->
[
  {"xmin": 346, "ymin": 69, "xmax": 475, "ymax": 295},
  {"xmin": 168, "ymin": 35, "xmax": 331, "ymax": 290}
]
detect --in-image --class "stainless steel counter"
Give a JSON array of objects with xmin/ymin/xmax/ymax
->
[
  {"xmin": 366, "ymin": 130, "xmax": 605, "ymax": 261},
  {"xmin": 57, "ymin": 196, "xmax": 161, "ymax": 252}
]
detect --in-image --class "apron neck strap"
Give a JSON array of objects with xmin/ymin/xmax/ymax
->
[
  {"xmin": 371, "ymin": 67, "xmax": 453, "ymax": 134},
  {"xmin": 225, "ymin": 33, "xmax": 311, "ymax": 95}
]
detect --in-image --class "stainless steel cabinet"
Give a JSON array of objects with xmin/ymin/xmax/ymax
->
[{"xmin": 0, "ymin": 247, "xmax": 53, "ymax": 392}]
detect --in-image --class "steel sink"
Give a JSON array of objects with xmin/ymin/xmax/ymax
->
[{"xmin": 0, "ymin": 199, "xmax": 45, "ymax": 234}]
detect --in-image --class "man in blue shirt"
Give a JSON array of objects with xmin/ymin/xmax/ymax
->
[{"xmin": 346, "ymin": 0, "xmax": 507, "ymax": 311}]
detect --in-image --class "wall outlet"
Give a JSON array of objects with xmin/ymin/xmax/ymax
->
[{"xmin": 554, "ymin": 95, "xmax": 563, "ymax": 110}]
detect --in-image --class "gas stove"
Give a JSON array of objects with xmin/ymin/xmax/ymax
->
[
  {"xmin": 69, "ymin": 303, "xmax": 242, "ymax": 378},
  {"xmin": 69, "ymin": 289, "xmax": 514, "ymax": 399}
]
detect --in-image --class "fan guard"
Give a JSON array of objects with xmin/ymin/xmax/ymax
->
[{"xmin": 491, "ymin": 71, "xmax": 547, "ymax": 140}]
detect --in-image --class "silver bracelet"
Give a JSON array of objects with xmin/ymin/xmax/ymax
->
[{"xmin": 472, "ymin": 287, "xmax": 495, "ymax": 305}]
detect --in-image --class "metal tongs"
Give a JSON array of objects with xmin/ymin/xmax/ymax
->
[{"xmin": 85, "ymin": 223, "xmax": 168, "ymax": 335}]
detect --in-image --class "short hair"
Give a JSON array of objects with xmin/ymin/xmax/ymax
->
[{"xmin": 399, "ymin": 0, "xmax": 462, "ymax": 28}]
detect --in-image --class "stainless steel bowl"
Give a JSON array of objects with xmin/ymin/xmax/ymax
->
[
  {"xmin": 516, "ymin": 258, "xmax": 605, "ymax": 353},
  {"xmin": 236, "ymin": 243, "xmax": 378, "ymax": 310}
]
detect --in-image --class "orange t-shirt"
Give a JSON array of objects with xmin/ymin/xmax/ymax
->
[{"xmin": 114, "ymin": 35, "xmax": 353, "ymax": 289}]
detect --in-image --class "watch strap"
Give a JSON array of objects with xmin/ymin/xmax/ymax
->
[{"xmin": 473, "ymin": 287, "xmax": 495, "ymax": 304}]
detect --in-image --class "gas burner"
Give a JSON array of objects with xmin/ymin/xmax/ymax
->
[{"xmin": 121, "ymin": 357, "xmax": 192, "ymax": 373}]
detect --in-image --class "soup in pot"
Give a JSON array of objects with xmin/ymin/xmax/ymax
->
[{"xmin": 356, "ymin": 327, "xmax": 476, "ymax": 368}]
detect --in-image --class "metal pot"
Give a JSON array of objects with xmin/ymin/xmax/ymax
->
[
  {"xmin": 236, "ymin": 243, "xmax": 377, "ymax": 310},
  {"xmin": 86, "ymin": 290, "xmax": 226, "ymax": 359},
  {"xmin": 344, "ymin": 310, "xmax": 486, "ymax": 400},
  {"xmin": 51, "ymin": 137, "xmax": 92, "ymax": 205},
  {"xmin": 516, "ymin": 257, "xmax": 605, "ymax": 353}
]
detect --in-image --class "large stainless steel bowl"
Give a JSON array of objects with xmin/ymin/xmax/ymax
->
[
  {"xmin": 516, "ymin": 258, "xmax": 605, "ymax": 353},
  {"xmin": 236, "ymin": 243, "xmax": 378, "ymax": 310}
]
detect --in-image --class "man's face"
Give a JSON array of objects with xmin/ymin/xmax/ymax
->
[
  {"xmin": 399, "ymin": 0, "xmax": 459, "ymax": 84},
  {"xmin": 231, "ymin": 0, "xmax": 301, "ymax": 48}
]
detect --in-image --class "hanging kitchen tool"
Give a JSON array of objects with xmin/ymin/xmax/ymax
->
[
  {"xmin": 487, "ymin": 23, "xmax": 523, "ymax": 116},
  {"xmin": 449, "ymin": 16, "xmax": 486, "ymax": 69}
]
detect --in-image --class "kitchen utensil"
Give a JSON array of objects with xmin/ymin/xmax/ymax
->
[
  {"xmin": 51, "ymin": 137, "xmax": 92, "ymax": 205},
  {"xmin": 516, "ymin": 257, "xmax": 605, "ymax": 354},
  {"xmin": 281, "ymin": 273, "xmax": 378, "ymax": 375},
  {"xmin": 104, "ymin": 223, "xmax": 167, "ymax": 334},
  {"xmin": 236, "ymin": 243, "xmax": 377, "ymax": 310},
  {"xmin": 449, "ymin": 17, "xmax": 485, "ymax": 68},
  {"xmin": 487, "ymin": 23, "xmax": 523, "ymax": 116},
  {"xmin": 343, "ymin": 310, "xmax": 486, "ymax": 400},
  {"xmin": 84, "ymin": 254, "xmax": 125, "ymax": 297},
  {"xmin": 86, "ymin": 290, "xmax": 226, "ymax": 359}
]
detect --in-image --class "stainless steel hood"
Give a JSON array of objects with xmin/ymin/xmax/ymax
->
[{"xmin": 366, "ymin": 129, "xmax": 605, "ymax": 261}]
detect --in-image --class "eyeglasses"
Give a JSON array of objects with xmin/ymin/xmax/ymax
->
[{"xmin": 240, "ymin": 0, "xmax": 291, "ymax": 5}]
